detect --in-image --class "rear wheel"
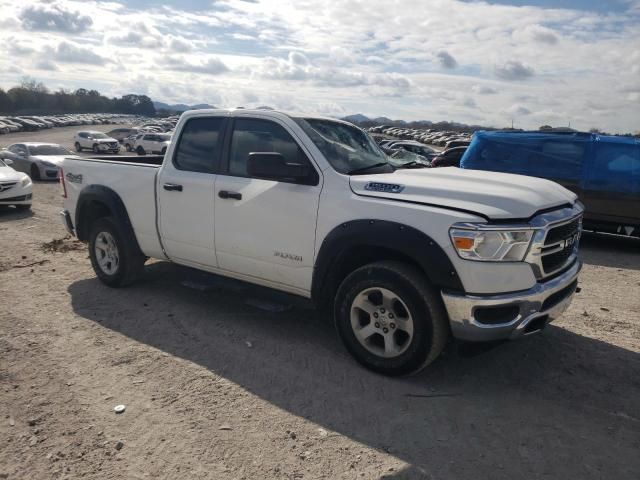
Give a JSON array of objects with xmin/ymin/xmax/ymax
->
[
  {"xmin": 136, "ymin": 146, "xmax": 146, "ymax": 156},
  {"xmin": 30, "ymin": 164, "xmax": 41, "ymax": 181},
  {"xmin": 74, "ymin": 142, "xmax": 82, "ymax": 152},
  {"xmin": 88, "ymin": 217, "xmax": 145, "ymax": 287},
  {"xmin": 334, "ymin": 261, "xmax": 449, "ymax": 376}
]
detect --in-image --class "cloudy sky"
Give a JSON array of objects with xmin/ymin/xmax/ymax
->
[{"xmin": 0, "ymin": 0, "xmax": 638, "ymax": 132}]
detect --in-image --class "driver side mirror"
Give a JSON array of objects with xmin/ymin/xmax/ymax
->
[
  {"xmin": 3, "ymin": 158, "xmax": 14, "ymax": 166},
  {"xmin": 247, "ymin": 152, "xmax": 316, "ymax": 185}
]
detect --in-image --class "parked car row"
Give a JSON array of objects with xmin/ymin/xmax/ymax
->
[
  {"xmin": 0, "ymin": 114, "xmax": 132, "ymax": 134},
  {"xmin": 370, "ymin": 125, "xmax": 472, "ymax": 148}
]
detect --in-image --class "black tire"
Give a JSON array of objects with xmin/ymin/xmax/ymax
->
[
  {"xmin": 334, "ymin": 260, "xmax": 449, "ymax": 376},
  {"xmin": 92, "ymin": 144, "xmax": 100, "ymax": 154},
  {"xmin": 30, "ymin": 164, "xmax": 41, "ymax": 181},
  {"xmin": 125, "ymin": 143, "xmax": 132, "ymax": 152},
  {"xmin": 136, "ymin": 146, "xmax": 145, "ymax": 156},
  {"xmin": 75, "ymin": 142, "xmax": 82, "ymax": 152},
  {"xmin": 88, "ymin": 217, "xmax": 145, "ymax": 287}
]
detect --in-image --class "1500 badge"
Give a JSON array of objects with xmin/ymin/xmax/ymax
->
[{"xmin": 274, "ymin": 251, "xmax": 303, "ymax": 262}]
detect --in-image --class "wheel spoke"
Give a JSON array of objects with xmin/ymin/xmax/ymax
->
[
  {"xmin": 383, "ymin": 334, "xmax": 400, "ymax": 357},
  {"xmin": 395, "ymin": 318, "xmax": 414, "ymax": 336},
  {"xmin": 354, "ymin": 322, "xmax": 377, "ymax": 341},
  {"xmin": 352, "ymin": 295, "xmax": 378, "ymax": 316}
]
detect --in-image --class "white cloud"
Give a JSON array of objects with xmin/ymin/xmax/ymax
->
[
  {"xmin": 494, "ymin": 60, "xmax": 535, "ymax": 80},
  {"xmin": 472, "ymin": 85, "xmax": 497, "ymax": 95},
  {"xmin": 20, "ymin": 1, "xmax": 92, "ymax": 33},
  {"xmin": 44, "ymin": 41, "xmax": 109, "ymax": 65},
  {"xmin": 505, "ymin": 104, "xmax": 532, "ymax": 116},
  {"xmin": 436, "ymin": 51, "xmax": 458, "ymax": 69}
]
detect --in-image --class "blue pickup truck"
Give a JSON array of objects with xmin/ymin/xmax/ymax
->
[{"xmin": 460, "ymin": 131, "xmax": 640, "ymax": 237}]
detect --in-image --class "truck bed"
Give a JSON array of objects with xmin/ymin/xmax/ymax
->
[{"xmin": 79, "ymin": 155, "xmax": 165, "ymax": 166}]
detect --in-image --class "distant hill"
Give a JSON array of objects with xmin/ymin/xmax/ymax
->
[
  {"xmin": 342, "ymin": 113, "xmax": 370, "ymax": 123},
  {"xmin": 153, "ymin": 101, "xmax": 216, "ymax": 112}
]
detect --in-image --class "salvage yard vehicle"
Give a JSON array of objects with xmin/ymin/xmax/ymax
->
[
  {"xmin": 1, "ymin": 143, "xmax": 78, "ymax": 180},
  {"xmin": 74, "ymin": 131, "xmax": 120, "ymax": 154},
  {"xmin": 134, "ymin": 133, "xmax": 171, "ymax": 155},
  {"xmin": 461, "ymin": 131, "xmax": 640, "ymax": 237},
  {"xmin": 0, "ymin": 157, "xmax": 32, "ymax": 210},
  {"xmin": 60, "ymin": 109, "xmax": 584, "ymax": 376}
]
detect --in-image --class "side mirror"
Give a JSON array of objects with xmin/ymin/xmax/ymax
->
[
  {"xmin": 247, "ymin": 152, "xmax": 314, "ymax": 184},
  {"xmin": 4, "ymin": 158, "xmax": 14, "ymax": 166}
]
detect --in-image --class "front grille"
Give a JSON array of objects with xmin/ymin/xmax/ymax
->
[
  {"xmin": 107, "ymin": 142, "xmax": 118, "ymax": 148},
  {"xmin": 0, "ymin": 194, "xmax": 31, "ymax": 202},
  {"xmin": 542, "ymin": 244, "xmax": 575, "ymax": 272},
  {"xmin": 545, "ymin": 217, "xmax": 580, "ymax": 245},
  {"xmin": 0, "ymin": 182, "xmax": 17, "ymax": 192}
]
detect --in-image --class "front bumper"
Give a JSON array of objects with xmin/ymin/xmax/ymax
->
[
  {"xmin": 60, "ymin": 209, "xmax": 75, "ymax": 236},
  {"xmin": 442, "ymin": 260, "xmax": 581, "ymax": 342}
]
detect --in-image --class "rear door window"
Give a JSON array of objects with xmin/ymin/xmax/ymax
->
[{"xmin": 172, "ymin": 117, "xmax": 225, "ymax": 173}]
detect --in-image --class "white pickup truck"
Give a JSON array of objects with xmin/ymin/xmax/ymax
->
[{"xmin": 60, "ymin": 109, "xmax": 583, "ymax": 375}]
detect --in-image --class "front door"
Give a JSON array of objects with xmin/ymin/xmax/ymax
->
[
  {"xmin": 214, "ymin": 117, "xmax": 322, "ymax": 292},
  {"xmin": 157, "ymin": 116, "xmax": 227, "ymax": 267}
]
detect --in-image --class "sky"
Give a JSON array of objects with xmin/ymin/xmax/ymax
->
[{"xmin": 0, "ymin": 0, "xmax": 638, "ymax": 132}]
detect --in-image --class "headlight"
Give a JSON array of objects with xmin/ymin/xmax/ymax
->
[
  {"xmin": 21, "ymin": 176, "xmax": 32, "ymax": 187},
  {"xmin": 39, "ymin": 160, "xmax": 56, "ymax": 167},
  {"xmin": 450, "ymin": 226, "xmax": 534, "ymax": 262}
]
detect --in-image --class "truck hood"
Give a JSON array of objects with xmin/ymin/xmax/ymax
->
[{"xmin": 349, "ymin": 167, "xmax": 577, "ymax": 220}]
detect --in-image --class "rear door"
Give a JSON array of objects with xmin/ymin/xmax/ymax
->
[
  {"xmin": 157, "ymin": 116, "xmax": 227, "ymax": 267},
  {"xmin": 213, "ymin": 116, "xmax": 322, "ymax": 292},
  {"xmin": 583, "ymin": 139, "xmax": 640, "ymax": 227}
]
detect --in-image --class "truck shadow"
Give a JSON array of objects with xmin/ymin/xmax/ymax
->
[
  {"xmin": 579, "ymin": 231, "xmax": 640, "ymax": 271},
  {"xmin": 67, "ymin": 262, "xmax": 640, "ymax": 479}
]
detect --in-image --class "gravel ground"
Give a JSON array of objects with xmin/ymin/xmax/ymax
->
[{"xmin": 0, "ymin": 128, "xmax": 639, "ymax": 479}]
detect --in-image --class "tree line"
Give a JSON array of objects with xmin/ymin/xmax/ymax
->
[{"xmin": 0, "ymin": 78, "xmax": 156, "ymax": 116}]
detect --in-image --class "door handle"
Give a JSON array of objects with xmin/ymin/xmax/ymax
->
[
  {"xmin": 219, "ymin": 190, "xmax": 242, "ymax": 200},
  {"xmin": 163, "ymin": 183, "xmax": 183, "ymax": 192}
]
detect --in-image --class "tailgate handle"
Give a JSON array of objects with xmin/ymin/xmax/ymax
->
[
  {"xmin": 219, "ymin": 190, "xmax": 242, "ymax": 200},
  {"xmin": 163, "ymin": 183, "xmax": 183, "ymax": 192}
]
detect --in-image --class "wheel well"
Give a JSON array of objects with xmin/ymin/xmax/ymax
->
[
  {"xmin": 77, "ymin": 200, "xmax": 112, "ymax": 241},
  {"xmin": 319, "ymin": 245, "xmax": 427, "ymax": 310}
]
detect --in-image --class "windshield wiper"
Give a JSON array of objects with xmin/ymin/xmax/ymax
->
[{"xmin": 347, "ymin": 162, "xmax": 390, "ymax": 175}]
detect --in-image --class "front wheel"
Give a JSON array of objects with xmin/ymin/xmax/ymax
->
[
  {"xmin": 92, "ymin": 144, "xmax": 100, "ymax": 154},
  {"xmin": 334, "ymin": 261, "xmax": 449, "ymax": 376},
  {"xmin": 75, "ymin": 142, "xmax": 82, "ymax": 152},
  {"xmin": 30, "ymin": 164, "xmax": 41, "ymax": 181},
  {"xmin": 136, "ymin": 146, "xmax": 145, "ymax": 156},
  {"xmin": 88, "ymin": 217, "xmax": 145, "ymax": 287}
]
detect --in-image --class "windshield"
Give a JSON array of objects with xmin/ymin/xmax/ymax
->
[
  {"xmin": 294, "ymin": 118, "xmax": 392, "ymax": 175},
  {"xmin": 158, "ymin": 134, "xmax": 171, "ymax": 141},
  {"xmin": 28, "ymin": 145, "xmax": 72, "ymax": 156},
  {"xmin": 90, "ymin": 133, "xmax": 109, "ymax": 139}
]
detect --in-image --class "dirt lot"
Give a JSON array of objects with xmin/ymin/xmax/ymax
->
[{"xmin": 1, "ymin": 138, "xmax": 639, "ymax": 479}]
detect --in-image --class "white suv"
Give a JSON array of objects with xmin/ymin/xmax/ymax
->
[
  {"xmin": 134, "ymin": 133, "xmax": 171, "ymax": 155},
  {"xmin": 73, "ymin": 131, "xmax": 120, "ymax": 154}
]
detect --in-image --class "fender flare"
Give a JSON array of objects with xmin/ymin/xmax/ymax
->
[
  {"xmin": 75, "ymin": 185, "xmax": 143, "ymax": 256},
  {"xmin": 311, "ymin": 219, "xmax": 464, "ymax": 307}
]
